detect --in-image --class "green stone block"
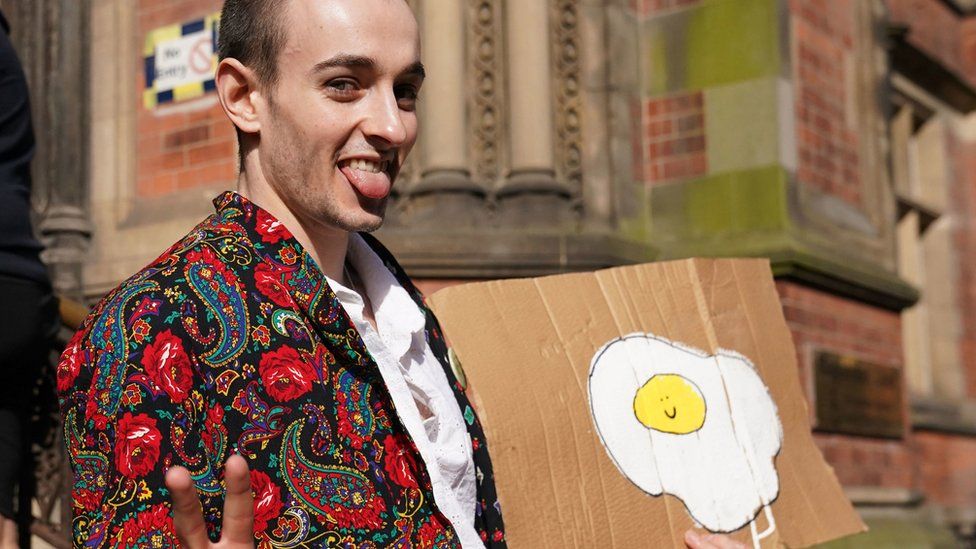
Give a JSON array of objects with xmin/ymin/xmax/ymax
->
[
  {"xmin": 647, "ymin": 167, "xmax": 919, "ymax": 311},
  {"xmin": 704, "ymin": 78, "xmax": 784, "ymax": 175},
  {"xmin": 643, "ymin": 0, "xmax": 781, "ymax": 94},
  {"xmin": 652, "ymin": 165, "xmax": 789, "ymax": 241}
]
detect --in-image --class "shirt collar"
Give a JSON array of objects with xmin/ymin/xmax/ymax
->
[{"xmin": 346, "ymin": 233, "xmax": 427, "ymax": 359}]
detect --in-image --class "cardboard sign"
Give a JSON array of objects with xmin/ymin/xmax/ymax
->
[{"xmin": 429, "ymin": 258, "xmax": 865, "ymax": 548}]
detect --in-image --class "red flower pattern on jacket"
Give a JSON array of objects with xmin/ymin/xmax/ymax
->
[
  {"xmin": 250, "ymin": 469, "xmax": 284, "ymax": 535},
  {"xmin": 114, "ymin": 412, "xmax": 162, "ymax": 478},
  {"xmin": 56, "ymin": 331, "xmax": 84, "ymax": 393},
  {"xmin": 73, "ymin": 487, "xmax": 102, "ymax": 513},
  {"xmin": 185, "ymin": 246, "xmax": 240, "ymax": 289},
  {"xmin": 254, "ymin": 262, "xmax": 294, "ymax": 307},
  {"xmin": 259, "ymin": 346, "xmax": 316, "ymax": 401},
  {"xmin": 417, "ymin": 515, "xmax": 456, "ymax": 549},
  {"xmin": 256, "ymin": 209, "xmax": 290, "ymax": 243},
  {"xmin": 141, "ymin": 329, "xmax": 193, "ymax": 402},
  {"xmin": 200, "ymin": 404, "xmax": 226, "ymax": 458},
  {"xmin": 382, "ymin": 433, "xmax": 420, "ymax": 489},
  {"xmin": 112, "ymin": 503, "xmax": 175, "ymax": 547}
]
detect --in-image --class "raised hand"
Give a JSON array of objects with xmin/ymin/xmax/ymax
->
[
  {"xmin": 165, "ymin": 454, "xmax": 256, "ymax": 548},
  {"xmin": 685, "ymin": 529, "xmax": 750, "ymax": 549}
]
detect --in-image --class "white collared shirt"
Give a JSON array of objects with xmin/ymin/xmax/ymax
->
[{"xmin": 326, "ymin": 234, "xmax": 482, "ymax": 548}]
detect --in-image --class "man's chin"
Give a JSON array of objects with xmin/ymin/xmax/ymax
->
[
  {"xmin": 307, "ymin": 196, "xmax": 387, "ymax": 233},
  {"xmin": 353, "ymin": 217, "xmax": 385, "ymax": 233},
  {"xmin": 351, "ymin": 197, "xmax": 388, "ymax": 232},
  {"xmin": 333, "ymin": 210, "xmax": 386, "ymax": 234}
]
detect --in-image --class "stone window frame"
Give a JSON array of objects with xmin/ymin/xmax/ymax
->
[{"xmin": 889, "ymin": 79, "xmax": 974, "ymax": 432}]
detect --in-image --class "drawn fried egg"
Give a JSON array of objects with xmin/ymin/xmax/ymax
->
[{"xmin": 588, "ymin": 333, "xmax": 783, "ymax": 534}]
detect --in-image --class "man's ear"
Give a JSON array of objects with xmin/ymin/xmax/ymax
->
[{"xmin": 215, "ymin": 58, "xmax": 262, "ymax": 134}]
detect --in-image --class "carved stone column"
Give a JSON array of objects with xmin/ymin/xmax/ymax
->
[
  {"xmin": 380, "ymin": 0, "xmax": 653, "ymax": 277},
  {"xmin": 497, "ymin": 0, "xmax": 573, "ymax": 225},
  {"xmin": 8, "ymin": 0, "xmax": 92, "ymax": 302},
  {"xmin": 417, "ymin": 0, "xmax": 472, "ymax": 191},
  {"xmin": 396, "ymin": 0, "xmax": 488, "ymax": 228}
]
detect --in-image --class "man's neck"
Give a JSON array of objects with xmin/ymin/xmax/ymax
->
[{"xmin": 236, "ymin": 174, "xmax": 349, "ymax": 284}]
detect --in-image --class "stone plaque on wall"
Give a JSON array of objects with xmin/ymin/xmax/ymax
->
[{"xmin": 813, "ymin": 351, "xmax": 905, "ymax": 439}]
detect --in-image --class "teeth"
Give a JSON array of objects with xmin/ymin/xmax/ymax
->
[{"xmin": 345, "ymin": 159, "xmax": 386, "ymax": 174}]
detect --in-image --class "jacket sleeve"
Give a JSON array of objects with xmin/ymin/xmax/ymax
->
[{"xmin": 58, "ymin": 285, "xmax": 228, "ymax": 547}]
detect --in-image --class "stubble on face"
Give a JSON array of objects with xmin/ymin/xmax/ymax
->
[
  {"xmin": 262, "ymin": 95, "xmax": 389, "ymax": 235},
  {"xmin": 256, "ymin": 0, "xmax": 419, "ymax": 237}
]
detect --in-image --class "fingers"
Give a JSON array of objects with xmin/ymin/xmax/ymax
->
[
  {"xmin": 165, "ymin": 465, "xmax": 211, "ymax": 549},
  {"xmin": 684, "ymin": 529, "xmax": 749, "ymax": 549},
  {"xmin": 220, "ymin": 454, "xmax": 256, "ymax": 544}
]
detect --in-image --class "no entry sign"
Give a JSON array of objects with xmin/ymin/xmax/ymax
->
[{"xmin": 143, "ymin": 14, "xmax": 219, "ymax": 109}]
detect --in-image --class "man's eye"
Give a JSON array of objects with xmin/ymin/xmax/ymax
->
[
  {"xmin": 325, "ymin": 79, "xmax": 360, "ymax": 96},
  {"xmin": 395, "ymin": 86, "xmax": 419, "ymax": 110}
]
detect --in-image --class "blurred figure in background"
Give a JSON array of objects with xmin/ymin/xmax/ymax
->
[{"xmin": 0, "ymin": 8, "xmax": 60, "ymax": 549}]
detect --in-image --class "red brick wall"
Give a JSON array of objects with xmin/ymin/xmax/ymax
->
[
  {"xmin": 886, "ymin": 0, "xmax": 976, "ymax": 86},
  {"xmin": 913, "ymin": 431, "xmax": 976, "ymax": 507},
  {"xmin": 776, "ymin": 280, "xmax": 915, "ymax": 489},
  {"xmin": 949, "ymin": 132, "xmax": 976, "ymax": 399},
  {"xmin": 965, "ymin": 17, "xmax": 976, "ymax": 86},
  {"xmin": 817, "ymin": 434, "xmax": 914, "ymax": 489},
  {"xmin": 639, "ymin": 91, "xmax": 708, "ymax": 185},
  {"xmin": 776, "ymin": 281, "xmax": 904, "ymax": 381},
  {"xmin": 887, "ymin": 0, "xmax": 976, "ymax": 514},
  {"xmin": 137, "ymin": 0, "xmax": 237, "ymax": 198},
  {"xmin": 790, "ymin": 0, "xmax": 862, "ymax": 206}
]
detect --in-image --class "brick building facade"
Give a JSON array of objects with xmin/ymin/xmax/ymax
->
[{"xmin": 5, "ymin": 0, "xmax": 976, "ymax": 545}]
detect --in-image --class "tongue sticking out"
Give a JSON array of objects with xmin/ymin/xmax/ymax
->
[{"xmin": 340, "ymin": 165, "xmax": 392, "ymax": 200}]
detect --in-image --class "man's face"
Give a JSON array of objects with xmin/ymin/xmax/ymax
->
[{"xmin": 257, "ymin": 0, "xmax": 423, "ymax": 234}]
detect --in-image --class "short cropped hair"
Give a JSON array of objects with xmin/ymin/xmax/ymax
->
[{"xmin": 217, "ymin": 0, "xmax": 288, "ymax": 88}]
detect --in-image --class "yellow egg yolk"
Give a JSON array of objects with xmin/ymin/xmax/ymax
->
[{"xmin": 633, "ymin": 374, "xmax": 706, "ymax": 434}]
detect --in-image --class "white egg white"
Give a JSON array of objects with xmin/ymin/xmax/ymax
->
[{"xmin": 588, "ymin": 333, "xmax": 783, "ymax": 533}]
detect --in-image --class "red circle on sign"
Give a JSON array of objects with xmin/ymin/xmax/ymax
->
[{"xmin": 189, "ymin": 37, "xmax": 213, "ymax": 75}]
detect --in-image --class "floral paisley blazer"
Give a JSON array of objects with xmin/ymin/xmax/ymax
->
[{"xmin": 57, "ymin": 192, "xmax": 506, "ymax": 548}]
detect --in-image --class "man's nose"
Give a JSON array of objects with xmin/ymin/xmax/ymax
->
[{"xmin": 362, "ymin": 89, "xmax": 408, "ymax": 148}]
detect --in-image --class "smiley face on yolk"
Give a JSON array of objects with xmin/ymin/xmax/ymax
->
[{"xmin": 633, "ymin": 374, "xmax": 706, "ymax": 434}]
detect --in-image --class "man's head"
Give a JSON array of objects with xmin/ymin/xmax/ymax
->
[{"xmin": 215, "ymin": 0, "xmax": 423, "ymax": 234}]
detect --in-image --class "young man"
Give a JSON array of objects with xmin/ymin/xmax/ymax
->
[
  {"xmin": 59, "ymin": 0, "xmax": 502, "ymax": 546},
  {"xmin": 59, "ymin": 1, "xmax": 744, "ymax": 547}
]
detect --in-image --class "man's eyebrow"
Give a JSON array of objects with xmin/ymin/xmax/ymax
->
[
  {"xmin": 310, "ymin": 54, "xmax": 377, "ymax": 74},
  {"xmin": 309, "ymin": 55, "xmax": 426, "ymax": 79},
  {"xmin": 403, "ymin": 62, "xmax": 426, "ymax": 79}
]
